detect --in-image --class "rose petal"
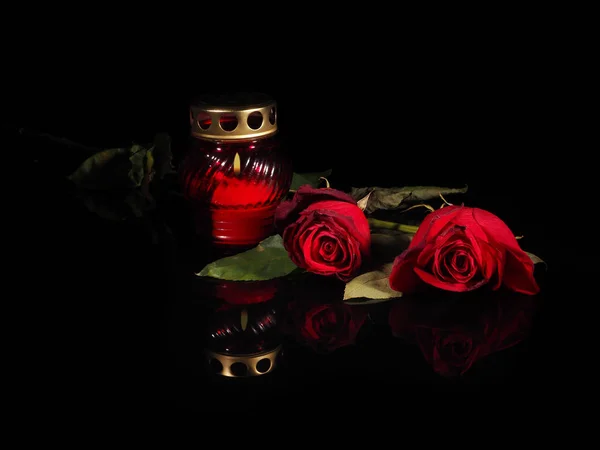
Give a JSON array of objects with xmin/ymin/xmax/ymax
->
[
  {"xmin": 503, "ymin": 247, "xmax": 540, "ymax": 295},
  {"xmin": 303, "ymin": 228, "xmax": 342, "ymax": 275},
  {"xmin": 318, "ymin": 235, "xmax": 338, "ymax": 262},
  {"xmin": 274, "ymin": 186, "xmax": 358, "ymax": 234},
  {"xmin": 310, "ymin": 230, "xmax": 328, "ymax": 263},
  {"xmin": 416, "ymin": 242, "xmax": 438, "ymax": 268},
  {"xmin": 462, "ymin": 228, "xmax": 485, "ymax": 267},
  {"xmin": 302, "ymin": 200, "xmax": 371, "ymax": 258},
  {"xmin": 471, "ymin": 208, "xmax": 528, "ymax": 256},
  {"xmin": 312, "ymin": 231, "xmax": 336, "ymax": 258},
  {"xmin": 321, "ymin": 236, "xmax": 348, "ymax": 269},
  {"xmin": 451, "ymin": 251, "xmax": 469, "ymax": 273},
  {"xmin": 429, "ymin": 236, "xmax": 476, "ymax": 283},
  {"xmin": 302, "ymin": 227, "xmax": 320, "ymax": 262},
  {"xmin": 452, "ymin": 207, "xmax": 490, "ymax": 244},
  {"xmin": 291, "ymin": 219, "xmax": 323, "ymax": 267},
  {"xmin": 335, "ymin": 237, "xmax": 362, "ymax": 281},
  {"xmin": 414, "ymin": 267, "xmax": 487, "ymax": 292},
  {"xmin": 478, "ymin": 239, "xmax": 503, "ymax": 290},
  {"xmin": 437, "ymin": 240, "xmax": 468, "ymax": 266},
  {"xmin": 422, "ymin": 227, "xmax": 482, "ymax": 269},
  {"xmin": 445, "ymin": 251, "xmax": 477, "ymax": 283},
  {"xmin": 409, "ymin": 206, "xmax": 464, "ymax": 249},
  {"xmin": 305, "ymin": 213, "xmax": 364, "ymax": 279},
  {"xmin": 283, "ymin": 223, "xmax": 305, "ymax": 268},
  {"xmin": 433, "ymin": 246, "xmax": 455, "ymax": 282},
  {"xmin": 389, "ymin": 248, "xmax": 423, "ymax": 293},
  {"xmin": 297, "ymin": 222, "xmax": 359, "ymax": 279}
]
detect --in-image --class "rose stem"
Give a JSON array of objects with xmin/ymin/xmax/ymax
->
[{"xmin": 367, "ymin": 218, "xmax": 419, "ymax": 234}]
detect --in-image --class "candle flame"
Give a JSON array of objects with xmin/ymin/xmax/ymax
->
[
  {"xmin": 241, "ymin": 308, "xmax": 248, "ymax": 331},
  {"xmin": 233, "ymin": 152, "xmax": 241, "ymax": 175}
]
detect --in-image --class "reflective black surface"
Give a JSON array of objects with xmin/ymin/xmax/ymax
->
[{"xmin": 162, "ymin": 254, "xmax": 551, "ymax": 407}]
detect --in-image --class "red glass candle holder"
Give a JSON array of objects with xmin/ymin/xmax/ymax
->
[{"xmin": 180, "ymin": 92, "xmax": 292, "ymax": 248}]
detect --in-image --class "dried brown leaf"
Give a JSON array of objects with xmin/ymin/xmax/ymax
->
[
  {"xmin": 351, "ymin": 185, "xmax": 468, "ymax": 214},
  {"xmin": 343, "ymin": 263, "xmax": 402, "ymax": 304}
]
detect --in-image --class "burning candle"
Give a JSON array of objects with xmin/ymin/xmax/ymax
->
[{"xmin": 180, "ymin": 93, "xmax": 292, "ymax": 247}]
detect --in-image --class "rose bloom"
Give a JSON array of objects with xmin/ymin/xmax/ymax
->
[
  {"xmin": 389, "ymin": 205, "xmax": 539, "ymax": 295},
  {"xmin": 275, "ymin": 185, "xmax": 370, "ymax": 281}
]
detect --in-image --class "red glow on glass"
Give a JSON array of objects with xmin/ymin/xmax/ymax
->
[
  {"xmin": 180, "ymin": 135, "xmax": 292, "ymax": 247},
  {"xmin": 196, "ymin": 111, "xmax": 212, "ymax": 130},
  {"xmin": 210, "ymin": 171, "xmax": 278, "ymax": 206}
]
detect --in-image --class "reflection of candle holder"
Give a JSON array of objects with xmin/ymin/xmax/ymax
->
[
  {"xmin": 202, "ymin": 289, "xmax": 285, "ymax": 378},
  {"xmin": 179, "ymin": 92, "xmax": 292, "ymax": 248},
  {"xmin": 205, "ymin": 345, "xmax": 283, "ymax": 378}
]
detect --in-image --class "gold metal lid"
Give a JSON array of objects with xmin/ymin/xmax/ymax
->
[
  {"xmin": 190, "ymin": 92, "xmax": 278, "ymax": 141},
  {"xmin": 205, "ymin": 345, "xmax": 282, "ymax": 377}
]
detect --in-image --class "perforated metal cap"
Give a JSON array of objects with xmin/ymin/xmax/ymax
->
[{"xmin": 190, "ymin": 92, "xmax": 278, "ymax": 140}]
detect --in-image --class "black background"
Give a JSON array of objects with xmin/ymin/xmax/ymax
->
[{"xmin": 5, "ymin": 19, "xmax": 590, "ymax": 415}]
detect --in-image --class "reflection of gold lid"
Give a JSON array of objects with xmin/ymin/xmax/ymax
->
[
  {"xmin": 205, "ymin": 345, "xmax": 282, "ymax": 377},
  {"xmin": 190, "ymin": 92, "xmax": 277, "ymax": 141}
]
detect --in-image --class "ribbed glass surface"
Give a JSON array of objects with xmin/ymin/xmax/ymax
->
[{"xmin": 180, "ymin": 136, "xmax": 292, "ymax": 210}]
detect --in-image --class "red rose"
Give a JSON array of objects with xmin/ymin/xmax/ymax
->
[
  {"xmin": 285, "ymin": 300, "xmax": 368, "ymax": 353},
  {"xmin": 389, "ymin": 205, "xmax": 539, "ymax": 295},
  {"xmin": 275, "ymin": 185, "xmax": 370, "ymax": 281}
]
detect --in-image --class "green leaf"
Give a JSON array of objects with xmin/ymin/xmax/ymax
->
[
  {"xmin": 149, "ymin": 133, "xmax": 175, "ymax": 180},
  {"xmin": 67, "ymin": 147, "xmax": 134, "ymax": 190},
  {"xmin": 290, "ymin": 169, "xmax": 332, "ymax": 191},
  {"xmin": 195, "ymin": 234, "xmax": 298, "ymax": 281},
  {"xmin": 351, "ymin": 185, "xmax": 468, "ymax": 214},
  {"xmin": 343, "ymin": 262, "xmax": 402, "ymax": 304},
  {"xmin": 124, "ymin": 189, "xmax": 154, "ymax": 217},
  {"xmin": 67, "ymin": 134, "xmax": 174, "ymax": 190},
  {"xmin": 128, "ymin": 145, "xmax": 148, "ymax": 188}
]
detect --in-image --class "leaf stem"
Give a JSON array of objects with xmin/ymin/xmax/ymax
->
[{"xmin": 367, "ymin": 218, "xmax": 419, "ymax": 234}]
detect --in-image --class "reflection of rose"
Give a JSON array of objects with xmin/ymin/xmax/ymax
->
[
  {"xmin": 285, "ymin": 299, "xmax": 368, "ymax": 353},
  {"xmin": 414, "ymin": 327, "xmax": 484, "ymax": 376},
  {"xmin": 389, "ymin": 291, "xmax": 539, "ymax": 376}
]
